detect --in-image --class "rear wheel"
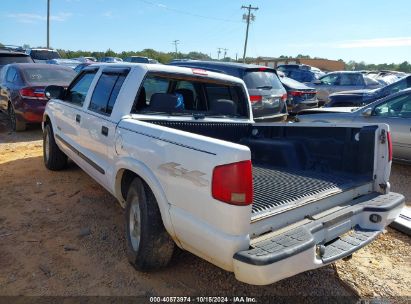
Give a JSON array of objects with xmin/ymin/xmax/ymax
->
[
  {"xmin": 8, "ymin": 104, "xmax": 26, "ymax": 132},
  {"xmin": 43, "ymin": 124, "xmax": 67, "ymax": 170},
  {"xmin": 125, "ymin": 178, "xmax": 175, "ymax": 271}
]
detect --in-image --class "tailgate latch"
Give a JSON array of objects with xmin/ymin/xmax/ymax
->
[{"xmin": 379, "ymin": 129, "xmax": 387, "ymax": 144}]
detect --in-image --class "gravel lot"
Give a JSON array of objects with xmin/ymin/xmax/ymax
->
[{"xmin": 0, "ymin": 113, "xmax": 410, "ymax": 300}]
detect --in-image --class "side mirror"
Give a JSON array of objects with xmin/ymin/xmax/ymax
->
[
  {"xmin": 362, "ymin": 107, "xmax": 373, "ymax": 117},
  {"xmin": 45, "ymin": 85, "xmax": 65, "ymax": 100},
  {"xmin": 313, "ymin": 79, "xmax": 321, "ymax": 85}
]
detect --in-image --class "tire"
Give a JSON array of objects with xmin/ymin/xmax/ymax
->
[
  {"xmin": 125, "ymin": 178, "xmax": 175, "ymax": 271},
  {"xmin": 8, "ymin": 104, "xmax": 26, "ymax": 132},
  {"xmin": 43, "ymin": 124, "xmax": 67, "ymax": 170}
]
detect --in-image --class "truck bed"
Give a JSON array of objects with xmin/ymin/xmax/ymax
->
[{"xmin": 252, "ymin": 164, "xmax": 369, "ymax": 215}]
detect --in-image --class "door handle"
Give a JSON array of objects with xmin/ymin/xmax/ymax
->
[
  {"xmin": 101, "ymin": 126, "xmax": 108, "ymax": 136},
  {"xmin": 75, "ymin": 114, "xmax": 81, "ymax": 123}
]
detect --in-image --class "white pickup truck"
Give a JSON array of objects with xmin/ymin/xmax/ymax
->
[{"xmin": 42, "ymin": 63, "xmax": 404, "ymax": 285}]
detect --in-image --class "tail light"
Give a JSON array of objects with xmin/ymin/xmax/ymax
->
[
  {"xmin": 387, "ymin": 131, "xmax": 392, "ymax": 161},
  {"xmin": 290, "ymin": 91, "xmax": 317, "ymax": 97},
  {"xmin": 19, "ymin": 87, "xmax": 46, "ymax": 100},
  {"xmin": 281, "ymin": 93, "xmax": 287, "ymax": 102},
  {"xmin": 212, "ymin": 160, "xmax": 253, "ymax": 206},
  {"xmin": 249, "ymin": 95, "xmax": 262, "ymax": 104}
]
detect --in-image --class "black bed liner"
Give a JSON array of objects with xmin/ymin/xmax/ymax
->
[{"xmin": 252, "ymin": 164, "xmax": 368, "ymax": 214}]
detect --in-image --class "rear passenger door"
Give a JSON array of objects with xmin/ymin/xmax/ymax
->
[{"xmin": 80, "ymin": 67, "xmax": 129, "ymax": 187}]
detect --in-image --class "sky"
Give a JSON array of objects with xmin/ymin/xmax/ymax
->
[{"xmin": 1, "ymin": 0, "xmax": 411, "ymax": 64}]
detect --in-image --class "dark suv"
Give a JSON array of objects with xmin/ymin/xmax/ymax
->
[
  {"xmin": 169, "ymin": 60, "xmax": 288, "ymax": 121},
  {"xmin": 277, "ymin": 64, "xmax": 324, "ymax": 83},
  {"xmin": 0, "ymin": 47, "xmax": 34, "ymax": 69}
]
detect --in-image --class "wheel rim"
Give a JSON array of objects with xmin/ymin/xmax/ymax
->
[
  {"xmin": 129, "ymin": 197, "xmax": 141, "ymax": 251},
  {"xmin": 9, "ymin": 106, "xmax": 16, "ymax": 130},
  {"xmin": 44, "ymin": 130, "xmax": 50, "ymax": 161}
]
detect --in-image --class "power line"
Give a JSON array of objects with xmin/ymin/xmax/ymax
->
[
  {"xmin": 138, "ymin": 0, "xmax": 240, "ymax": 23},
  {"xmin": 241, "ymin": 4, "xmax": 258, "ymax": 63}
]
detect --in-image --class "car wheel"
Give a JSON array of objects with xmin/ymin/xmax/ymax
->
[
  {"xmin": 43, "ymin": 123, "xmax": 67, "ymax": 170},
  {"xmin": 8, "ymin": 104, "xmax": 26, "ymax": 132},
  {"xmin": 125, "ymin": 177, "xmax": 175, "ymax": 271}
]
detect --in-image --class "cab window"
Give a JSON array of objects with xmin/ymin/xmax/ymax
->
[{"xmin": 64, "ymin": 71, "xmax": 97, "ymax": 106}]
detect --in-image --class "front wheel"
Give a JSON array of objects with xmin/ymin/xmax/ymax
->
[
  {"xmin": 43, "ymin": 124, "xmax": 67, "ymax": 170},
  {"xmin": 125, "ymin": 178, "xmax": 175, "ymax": 271}
]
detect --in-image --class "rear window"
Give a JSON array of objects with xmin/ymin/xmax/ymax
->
[
  {"xmin": 133, "ymin": 73, "xmax": 248, "ymax": 118},
  {"xmin": 89, "ymin": 70, "xmax": 129, "ymax": 115},
  {"xmin": 30, "ymin": 50, "xmax": 60, "ymax": 60},
  {"xmin": 243, "ymin": 71, "xmax": 284, "ymax": 90},
  {"xmin": 0, "ymin": 54, "xmax": 33, "ymax": 65},
  {"xmin": 131, "ymin": 57, "xmax": 149, "ymax": 63},
  {"xmin": 22, "ymin": 67, "xmax": 76, "ymax": 84}
]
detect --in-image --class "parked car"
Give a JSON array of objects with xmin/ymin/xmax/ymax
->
[
  {"xmin": 277, "ymin": 64, "xmax": 325, "ymax": 83},
  {"xmin": 26, "ymin": 48, "xmax": 61, "ymax": 63},
  {"xmin": 0, "ymin": 63, "xmax": 76, "ymax": 131},
  {"xmin": 279, "ymin": 75, "xmax": 318, "ymax": 114},
  {"xmin": 46, "ymin": 58, "xmax": 81, "ymax": 69},
  {"xmin": 42, "ymin": 63, "xmax": 403, "ymax": 285},
  {"xmin": 124, "ymin": 56, "xmax": 158, "ymax": 64},
  {"xmin": 296, "ymin": 88, "xmax": 411, "ymax": 164},
  {"xmin": 74, "ymin": 62, "xmax": 96, "ymax": 73},
  {"xmin": 98, "ymin": 57, "xmax": 123, "ymax": 63},
  {"xmin": 169, "ymin": 60, "xmax": 288, "ymax": 121},
  {"xmin": 72, "ymin": 56, "xmax": 97, "ymax": 63},
  {"xmin": 327, "ymin": 75, "xmax": 411, "ymax": 107},
  {"xmin": 0, "ymin": 48, "xmax": 34, "ymax": 69},
  {"xmin": 310, "ymin": 71, "xmax": 382, "ymax": 105}
]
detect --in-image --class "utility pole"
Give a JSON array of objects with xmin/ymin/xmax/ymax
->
[
  {"xmin": 241, "ymin": 4, "xmax": 258, "ymax": 63},
  {"xmin": 172, "ymin": 40, "xmax": 180, "ymax": 58},
  {"xmin": 223, "ymin": 48, "xmax": 228, "ymax": 59},
  {"xmin": 47, "ymin": 0, "xmax": 50, "ymax": 48},
  {"xmin": 217, "ymin": 47, "xmax": 223, "ymax": 60}
]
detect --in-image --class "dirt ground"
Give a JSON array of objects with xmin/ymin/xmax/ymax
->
[{"xmin": 0, "ymin": 113, "xmax": 410, "ymax": 300}]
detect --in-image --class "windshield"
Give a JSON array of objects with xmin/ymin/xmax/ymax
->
[
  {"xmin": 0, "ymin": 55, "xmax": 33, "ymax": 65},
  {"xmin": 30, "ymin": 50, "xmax": 61, "ymax": 60},
  {"xmin": 22, "ymin": 67, "xmax": 76, "ymax": 84},
  {"xmin": 243, "ymin": 70, "xmax": 284, "ymax": 90}
]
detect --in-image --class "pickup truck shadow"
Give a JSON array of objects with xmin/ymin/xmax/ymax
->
[{"xmin": 0, "ymin": 155, "xmax": 359, "ymax": 298}]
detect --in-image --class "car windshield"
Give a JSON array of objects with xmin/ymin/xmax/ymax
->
[
  {"xmin": 22, "ymin": 67, "xmax": 76, "ymax": 84},
  {"xmin": 30, "ymin": 50, "xmax": 60, "ymax": 60},
  {"xmin": 243, "ymin": 70, "xmax": 283, "ymax": 90},
  {"xmin": 0, "ymin": 55, "xmax": 33, "ymax": 65}
]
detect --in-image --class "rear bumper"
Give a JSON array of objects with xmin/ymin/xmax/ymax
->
[
  {"xmin": 233, "ymin": 192, "xmax": 404, "ymax": 285},
  {"xmin": 15, "ymin": 99, "xmax": 46, "ymax": 123},
  {"xmin": 287, "ymin": 101, "xmax": 318, "ymax": 114}
]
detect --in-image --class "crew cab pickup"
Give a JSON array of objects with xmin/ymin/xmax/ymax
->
[{"xmin": 42, "ymin": 63, "xmax": 404, "ymax": 285}]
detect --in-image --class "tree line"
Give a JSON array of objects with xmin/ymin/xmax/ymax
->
[{"xmin": 1, "ymin": 42, "xmax": 410, "ymax": 72}]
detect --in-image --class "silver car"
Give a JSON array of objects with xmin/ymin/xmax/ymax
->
[
  {"xmin": 296, "ymin": 88, "xmax": 411, "ymax": 164},
  {"xmin": 310, "ymin": 71, "xmax": 382, "ymax": 105}
]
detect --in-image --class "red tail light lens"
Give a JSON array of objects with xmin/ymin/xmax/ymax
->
[
  {"xmin": 387, "ymin": 131, "xmax": 392, "ymax": 161},
  {"xmin": 212, "ymin": 160, "xmax": 253, "ymax": 206},
  {"xmin": 249, "ymin": 95, "xmax": 263, "ymax": 104},
  {"xmin": 19, "ymin": 87, "xmax": 46, "ymax": 100},
  {"xmin": 290, "ymin": 91, "xmax": 303, "ymax": 97},
  {"xmin": 281, "ymin": 93, "xmax": 288, "ymax": 102}
]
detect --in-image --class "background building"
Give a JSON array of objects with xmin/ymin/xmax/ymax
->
[{"xmin": 251, "ymin": 57, "xmax": 345, "ymax": 72}]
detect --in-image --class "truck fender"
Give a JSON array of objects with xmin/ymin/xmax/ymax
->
[{"xmin": 113, "ymin": 157, "xmax": 178, "ymax": 241}]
